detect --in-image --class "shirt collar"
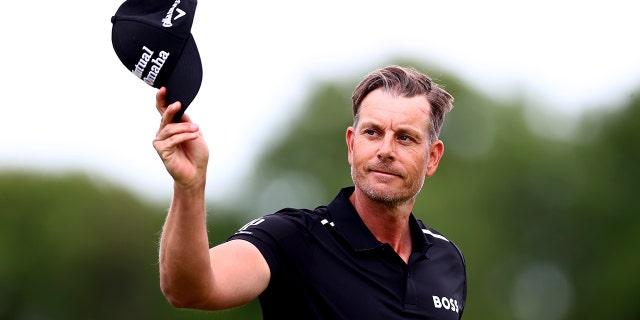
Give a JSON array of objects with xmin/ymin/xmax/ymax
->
[{"xmin": 326, "ymin": 186, "xmax": 431, "ymax": 253}]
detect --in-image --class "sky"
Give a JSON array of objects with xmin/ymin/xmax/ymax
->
[{"xmin": 1, "ymin": 0, "xmax": 639, "ymax": 203}]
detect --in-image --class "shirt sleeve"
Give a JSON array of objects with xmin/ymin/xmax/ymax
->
[{"xmin": 227, "ymin": 209, "xmax": 314, "ymax": 277}]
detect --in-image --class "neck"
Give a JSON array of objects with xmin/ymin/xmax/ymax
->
[{"xmin": 349, "ymin": 189, "xmax": 414, "ymax": 263}]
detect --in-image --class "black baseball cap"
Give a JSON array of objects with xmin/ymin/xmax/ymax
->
[{"xmin": 111, "ymin": 0, "xmax": 202, "ymax": 122}]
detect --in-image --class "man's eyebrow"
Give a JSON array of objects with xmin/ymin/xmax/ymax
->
[
  {"xmin": 395, "ymin": 127, "xmax": 426, "ymax": 141},
  {"xmin": 358, "ymin": 120, "xmax": 425, "ymax": 137},
  {"xmin": 396, "ymin": 125, "xmax": 423, "ymax": 135},
  {"xmin": 357, "ymin": 120, "xmax": 382, "ymax": 129}
]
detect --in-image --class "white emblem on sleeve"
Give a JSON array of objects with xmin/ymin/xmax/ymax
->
[{"xmin": 235, "ymin": 218, "xmax": 265, "ymax": 235}]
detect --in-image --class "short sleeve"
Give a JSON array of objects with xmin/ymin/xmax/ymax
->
[{"xmin": 227, "ymin": 209, "xmax": 317, "ymax": 277}]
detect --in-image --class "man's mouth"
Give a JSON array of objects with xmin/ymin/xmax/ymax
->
[{"xmin": 369, "ymin": 168, "xmax": 401, "ymax": 178}]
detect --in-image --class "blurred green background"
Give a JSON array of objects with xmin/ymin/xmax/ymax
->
[{"xmin": 1, "ymin": 60, "xmax": 638, "ymax": 319}]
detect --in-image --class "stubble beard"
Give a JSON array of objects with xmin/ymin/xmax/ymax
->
[{"xmin": 350, "ymin": 165, "xmax": 425, "ymax": 209}]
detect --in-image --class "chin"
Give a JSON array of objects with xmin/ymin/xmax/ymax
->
[{"xmin": 358, "ymin": 183, "xmax": 416, "ymax": 207}]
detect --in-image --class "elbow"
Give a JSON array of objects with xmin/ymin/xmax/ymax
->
[
  {"xmin": 160, "ymin": 280, "xmax": 201, "ymax": 309},
  {"xmin": 163, "ymin": 294, "xmax": 191, "ymax": 309},
  {"xmin": 160, "ymin": 282, "xmax": 189, "ymax": 309},
  {"xmin": 160, "ymin": 279, "xmax": 218, "ymax": 310}
]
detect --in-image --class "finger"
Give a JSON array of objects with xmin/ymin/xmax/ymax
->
[
  {"xmin": 160, "ymin": 101, "xmax": 183, "ymax": 129},
  {"xmin": 176, "ymin": 111, "xmax": 193, "ymax": 124},
  {"xmin": 153, "ymin": 129, "xmax": 199, "ymax": 154},
  {"xmin": 155, "ymin": 87, "xmax": 168, "ymax": 115},
  {"xmin": 156, "ymin": 121, "xmax": 199, "ymax": 141}
]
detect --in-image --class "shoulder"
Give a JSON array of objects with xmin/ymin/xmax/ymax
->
[
  {"xmin": 228, "ymin": 207, "xmax": 330, "ymax": 275},
  {"xmin": 416, "ymin": 219, "xmax": 466, "ymax": 267},
  {"xmin": 229, "ymin": 206, "xmax": 331, "ymax": 246}
]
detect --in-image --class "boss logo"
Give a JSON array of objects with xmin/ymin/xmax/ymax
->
[{"xmin": 433, "ymin": 295, "xmax": 460, "ymax": 313}]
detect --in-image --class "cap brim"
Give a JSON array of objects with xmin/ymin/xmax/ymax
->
[{"xmin": 165, "ymin": 35, "xmax": 203, "ymax": 122}]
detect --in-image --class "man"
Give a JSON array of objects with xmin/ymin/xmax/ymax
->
[{"xmin": 153, "ymin": 65, "xmax": 467, "ymax": 319}]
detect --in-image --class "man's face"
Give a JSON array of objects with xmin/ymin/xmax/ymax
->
[{"xmin": 346, "ymin": 89, "xmax": 443, "ymax": 207}]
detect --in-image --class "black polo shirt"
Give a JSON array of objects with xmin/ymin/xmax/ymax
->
[{"xmin": 229, "ymin": 186, "xmax": 467, "ymax": 319}]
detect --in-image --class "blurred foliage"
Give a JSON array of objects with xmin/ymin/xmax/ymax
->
[
  {"xmin": 1, "ymin": 59, "xmax": 638, "ymax": 319},
  {"xmin": 0, "ymin": 171, "xmax": 260, "ymax": 319}
]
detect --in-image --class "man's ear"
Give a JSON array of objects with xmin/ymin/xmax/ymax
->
[
  {"xmin": 426, "ymin": 140, "xmax": 444, "ymax": 177},
  {"xmin": 346, "ymin": 126, "xmax": 355, "ymax": 166}
]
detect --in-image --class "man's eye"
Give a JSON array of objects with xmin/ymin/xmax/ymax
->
[
  {"xmin": 365, "ymin": 129, "xmax": 376, "ymax": 135},
  {"xmin": 399, "ymin": 135, "xmax": 410, "ymax": 141}
]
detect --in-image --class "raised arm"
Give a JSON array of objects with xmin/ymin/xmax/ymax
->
[{"xmin": 153, "ymin": 88, "xmax": 270, "ymax": 310}]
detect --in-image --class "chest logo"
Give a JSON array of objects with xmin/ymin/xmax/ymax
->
[{"xmin": 433, "ymin": 295, "xmax": 460, "ymax": 313}]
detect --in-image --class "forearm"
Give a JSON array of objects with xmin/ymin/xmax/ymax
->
[{"xmin": 159, "ymin": 182, "xmax": 213, "ymax": 307}]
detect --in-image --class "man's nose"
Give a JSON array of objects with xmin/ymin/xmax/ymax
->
[{"xmin": 377, "ymin": 135, "xmax": 396, "ymax": 160}]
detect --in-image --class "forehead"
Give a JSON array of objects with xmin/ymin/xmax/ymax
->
[{"xmin": 358, "ymin": 89, "xmax": 431, "ymax": 127}]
